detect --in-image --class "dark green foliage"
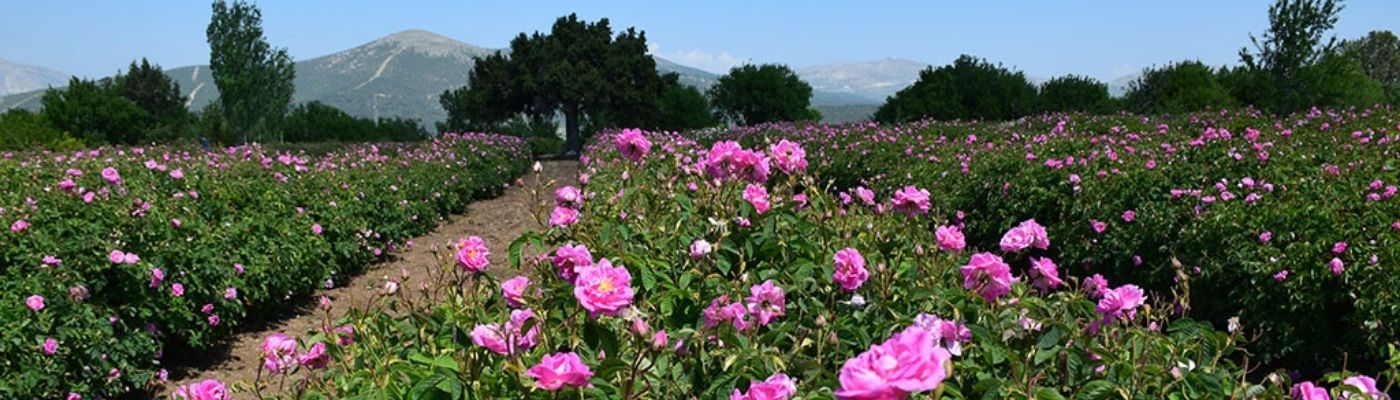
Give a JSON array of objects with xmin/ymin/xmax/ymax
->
[
  {"xmin": 655, "ymin": 81, "xmax": 718, "ymax": 131},
  {"xmin": 0, "ymin": 109, "xmax": 77, "ymax": 150},
  {"xmin": 1123, "ymin": 61, "xmax": 1236, "ymax": 114},
  {"xmin": 1237, "ymin": 0, "xmax": 1347, "ymax": 112},
  {"xmin": 113, "ymin": 58, "xmax": 189, "ymax": 127},
  {"xmin": 40, "ymin": 77, "xmax": 151, "ymax": 145},
  {"xmin": 1037, "ymin": 75, "xmax": 1113, "ymax": 113},
  {"xmin": 874, "ymin": 55, "xmax": 1037, "ymax": 123},
  {"xmin": 439, "ymin": 14, "xmax": 671, "ymax": 153},
  {"xmin": 707, "ymin": 64, "xmax": 816, "ymax": 125},
  {"xmin": 282, "ymin": 101, "xmax": 427, "ymax": 142},
  {"xmin": 1340, "ymin": 30, "xmax": 1400, "ymax": 103},
  {"xmin": 207, "ymin": 0, "xmax": 295, "ymax": 143}
]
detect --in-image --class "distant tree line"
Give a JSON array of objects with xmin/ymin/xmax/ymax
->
[
  {"xmin": 0, "ymin": 0, "xmax": 425, "ymax": 151},
  {"xmin": 876, "ymin": 0, "xmax": 1398, "ymax": 123}
]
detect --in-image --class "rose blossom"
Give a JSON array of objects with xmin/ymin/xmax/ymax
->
[{"xmin": 528, "ymin": 352, "xmax": 594, "ymax": 390}]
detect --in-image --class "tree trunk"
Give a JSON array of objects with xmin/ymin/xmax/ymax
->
[{"xmin": 564, "ymin": 104, "xmax": 581, "ymax": 156}]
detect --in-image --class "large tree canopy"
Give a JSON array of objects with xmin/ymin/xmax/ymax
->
[
  {"xmin": 874, "ymin": 55, "xmax": 1037, "ymax": 123},
  {"xmin": 707, "ymin": 64, "xmax": 816, "ymax": 126},
  {"xmin": 439, "ymin": 14, "xmax": 673, "ymax": 154},
  {"xmin": 207, "ymin": 0, "xmax": 295, "ymax": 143}
]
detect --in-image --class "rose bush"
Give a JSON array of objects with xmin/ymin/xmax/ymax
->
[
  {"xmin": 718, "ymin": 107, "xmax": 1400, "ymax": 374},
  {"xmin": 0, "ymin": 133, "xmax": 528, "ymax": 398},
  {"xmin": 288, "ymin": 126, "xmax": 1400, "ymax": 398}
]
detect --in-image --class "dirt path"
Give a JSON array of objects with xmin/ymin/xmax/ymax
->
[{"xmin": 163, "ymin": 160, "xmax": 579, "ymax": 395}]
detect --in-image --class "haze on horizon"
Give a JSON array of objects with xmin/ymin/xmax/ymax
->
[{"xmin": 3, "ymin": 0, "xmax": 1400, "ymax": 82}]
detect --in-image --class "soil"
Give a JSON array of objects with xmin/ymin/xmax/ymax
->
[{"xmin": 161, "ymin": 160, "xmax": 579, "ymax": 397}]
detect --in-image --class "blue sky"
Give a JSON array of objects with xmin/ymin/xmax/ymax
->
[{"xmin": 3, "ymin": 1, "xmax": 1398, "ymax": 81}]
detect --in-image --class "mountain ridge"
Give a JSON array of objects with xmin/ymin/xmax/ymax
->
[{"xmin": 1, "ymin": 29, "xmax": 893, "ymax": 125}]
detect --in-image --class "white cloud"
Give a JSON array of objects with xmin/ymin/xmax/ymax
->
[{"xmin": 649, "ymin": 44, "xmax": 747, "ymax": 74}]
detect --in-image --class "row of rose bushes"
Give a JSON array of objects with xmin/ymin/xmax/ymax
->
[
  {"xmin": 707, "ymin": 107, "xmax": 1400, "ymax": 374},
  {"xmin": 0, "ymin": 133, "xmax": 529, "ymax": 398},
  {"xmin": 240, "ymin": 128, "xmax": 1397, "ymax": 399}
]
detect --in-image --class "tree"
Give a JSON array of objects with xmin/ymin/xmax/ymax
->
[
  {"xmin": 438, "ymin": 14, "xmax": 670, "ymax": 154},
  {"xmin": 207, "ymin": 0, "xmax": 295, "ymax": 143},
  {"xmin": 41, "ymin": 77, "xmax": 151, "ymax": 145},
  {"xmin": 1037, "ymin": 75, "xmax": 1113, "ymax": 114},
  {"xmin": 1340, "ymin": 30, "xmax": 1400, "ymax": 102},
  {"xmin": 656, "ymin": 81, "xmax": 718, "ymax": 131},
  {"xmin": 874, "ymin": 55, "xmax": 1037, "ymax": 123},
  {"xmin": 1238, "ymin": 0, "xmax": 1344, "ymax": 112},
  {"xmin": 708, "ymin": 64, "xmax": 815, "ymax": 125},
  {"xmin": 113, "ymin": 58, "xmax": 188, "ymax": 126},
  {"xmin": 1123, "ymin": 61, "xmax": 1237, "ymax": 114},
  {"xmin": 0, "ymin": 109, "xmax": 73, "ymax": 150}
]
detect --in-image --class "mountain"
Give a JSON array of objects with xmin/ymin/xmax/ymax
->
[
  {"xmin": 797, "ymin": 58, "xmax": 927, "ymax": 104},
  {"xmin": 0, "ymin": 58, "xmax": 71, "ymax": 101},
  {"xmin": 1, "ymin": 29, "xmax": 886, "ymax": 126},
  {"xmin": 164, "ymin": 29, "xmax": 495, "ymax": 126},
  {"xmin": 1108, "ymin": 72, "xmax": 1141, "ymax": 97}
]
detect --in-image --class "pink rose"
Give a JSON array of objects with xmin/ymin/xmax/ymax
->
[
  {"xmin": 832, "ymin": 248, "xmax": 869, "ymax": 292},
  {"xmin": 551, "ymin": 244, "xmax": 593, "ymax": 282},
  {"xmin": 456, "ymin": 236, "xmax": 490, "ymax": 272},
  {"xmin": 501, "ymin": 276, "xmax": 530, "ymax": 308},
  {"xmin": 1341, "ymin": 375, "xmax": 1383, "ymax": 399},
  {"xmin": 690, "ymin": 238, "xmax": 713, "ymax": 259},
  {"xmin": 891, "ymin": 185, "xmax": 930, "ymax": 216},
  {"xmin": 960, "ymin": 252, "xmax": 1017, "ymax": 302},
  {"xmin": 1329, "ymin": 258, "xmax": 1345, "ymax": 276},
  {"xmin": 768, "ymin": 139, "xmax": 807, "ymax": 175},
  {"xmin": 298, "ymin": 342, "xmax": 329, "ymax": 370},
  {"xmin": 528, "ymin": 352, "xmax": 594, "ymax": 390},
  {"xmin": 745, "ymin": 280, "xmax": 786, "ymax": 326},
  {"xmin": 25, "ymin": 295, "xmax": 44, "ymax": 311},
  {"xmin": 1000, "ymin": 219, "xmax": 1050, "ymax": 252},
  {"xmin": 1028, "ymin": 257, "xmax": 1063, "ymax": 292},
  {"xmin": 109, "ymin": 250, "xmax": 126, "ymax": 264},
  {"xmin": 573, "ymin": 259, "xmax": 635, "ymax": 317},
  {"xmin": 614, "ymin": 128, "xmax": 651, "ymax": 162},
  {"xmin": 171, "ymin": 283, "xmax": 185, "ymax": 297},
  {"xmin": 555, "ymin": 186, "xmax": 583, "ymax": 209},
  {"xmin": 311, "ymin": 223, "xmax": 323, "ymax": 235},
  {"xmin": 549, "ymin": 206, "xmax": 580, "ymax": 226},
  {"xmin": 1290, "ymin": 381, "xmax": 1328, "ymax": 400},
  {"xmin": 43, "ymin": 337, "xmax": 58, "ymax": 355},
  {"xmin": 1095, "ymin": 285, "xmax": 1145, "ymax": 321},
  {"xmin": 835, "ymin": 326, "xmax": 951, "ymax": 399},
  {"xmin": 261, "ymin": 333, "xmax": 298, "ymax": 373},
  {"xmin": 10, "ymin": 219, "xmax": 28, "ymax": 232},
  {"xmin": 935, "ymin": 225, "xmax": 965, "ymax": 252},
  {"xmin": 731, "ymin": 372, "xmax": 797, "ymax": 400},
  {"xmin": 172, "ymin": 379, "xmax": 228, "ymax": 400},
  {"xmin": 743, "ymin": 184, "xmax": 771, "ymax": 214}
]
